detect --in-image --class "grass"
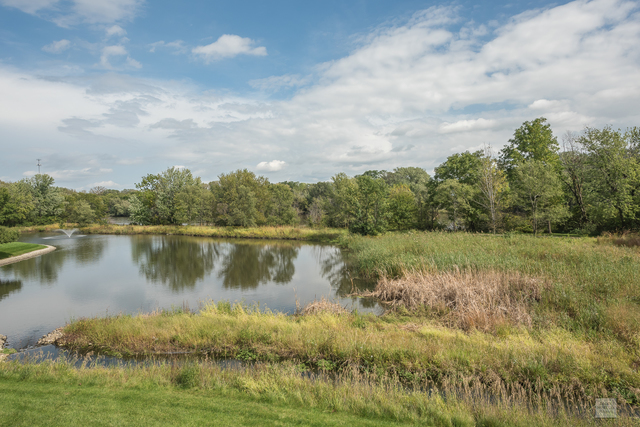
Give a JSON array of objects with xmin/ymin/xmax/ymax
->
[
  {"xmin": 3, "ymin": 354, "xmax": 637, "ymax": 426},
  {"xmin": 0, "ymin": 242, "xmax": 47, "ymax": 260},
  {"xmin": 36, "ymin": 224, "xmax": 347, "ymax": 243},
  {"xmin": 58, "ymin": 301, "xmax": 640, "ymax": 407}
]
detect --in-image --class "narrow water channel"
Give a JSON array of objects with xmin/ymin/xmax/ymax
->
[{"xmin": 0, "ymin": 232, "xmax": 379, "ymax": 350}]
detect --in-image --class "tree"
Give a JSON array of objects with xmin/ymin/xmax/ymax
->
[
  {"xmin": 559, "ymin": 131, "xmax": 590, "ymax": 228},
  {"xmin": 324, "ymin": 173, "xmax": 358, "ymax": 229},
  {"xmin": 266, "ymin": 183, "xmax": 298, "ymax": 226},
  {"xmin": 27, "ymin": 174, "xmax": 64, "ymax": 223},
  {"xmin": 434, "ymin": 179, "xmax": 474, "ymax": 231},
  {"xmin": 211, "ymin": 169, "xmax": 270, "ymax": 227},
  {"xmin": 434, "ymin": 151, "xmax": 483, "ymax": 185},
  {"xmin": 349, "ymin": 175, "xmax": 388, "ymax": 235},
  {"xmin": 513, "ymin": 160, "xmax": 568, "ymax": 235},
  {"xmin": 385, "ymin": 167, "xmax": 431, "ymax": 229},
  {"xmin": 579, "ymin": 126, "xmax": 640, "ymax": 230},
  {"xmin": 475, "ymin": 149, "xmax": 509, "ymax": 233},
  {"xmin": 0, "ymin": 181, "xmax": 34, "ymax": 226},
  {"xmin": 387, "ymin": 184, "xmax": 417, "ymax": 230},
  {"xmin": 500, "ymin": 117, "xmax": 560, "ymax": 178}
]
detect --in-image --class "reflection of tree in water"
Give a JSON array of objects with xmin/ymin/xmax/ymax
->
[
  {"xmin": 0, "ymin": 279, "xmax": 22, "ymax": 301},
  {"xmin": 219, "ymin": 243, "xmax": 298, "ymax": 290},
  {"xmin": 131, "ymin": 236, "xmax": 219, "ymax": 292},
  {"xmin": 1, "ymin": 237, "xmax": 106, "ymax": 285},
  {"xmin": 314, "ymin": 246, "xmax": 379, "ymax": 308}
]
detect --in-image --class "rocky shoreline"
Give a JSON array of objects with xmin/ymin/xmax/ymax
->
[
  {"xmin": 0, "ymin": 334, "xmax": 7, "ymax": 362},
  {"xmin": 0, "ymin": 245, "xmax": 57, "ymax": 267}
]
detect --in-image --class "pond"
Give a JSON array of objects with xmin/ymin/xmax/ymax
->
[{"xmin": 0, "ymin": 233, "xmax": 379, "ymax": 350}]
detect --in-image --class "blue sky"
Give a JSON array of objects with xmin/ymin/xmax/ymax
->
[{"xmin": 1, "ymin": 0, "xmax": 639, "ymax": 189}]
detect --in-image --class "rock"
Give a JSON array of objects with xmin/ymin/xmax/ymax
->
[
  {"xmin": 0, "ymin": 334, "xmax": 6, "ymax": 349},
  {"xmin": 36, "ymin": 328, "xmax": 64, "ymax": 346}
]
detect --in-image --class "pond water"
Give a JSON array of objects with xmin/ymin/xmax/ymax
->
[{"xmin": 0, "ymin": 233, "xmax": 379, "ymax": 350}]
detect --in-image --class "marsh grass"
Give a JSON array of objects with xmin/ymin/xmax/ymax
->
[
  {"xmin": 359, "ymin": 270, "xmax": 543, "ymax": 331},
  {"xmin": 76, "ymin": 224, "xmax": 346, "ymax": 242},
  {"xmin": 300, "ymin": 297, "xmax": 349, "ymax": 316},
  {"xmin": 598, "ymin": 232, "xmax": 640, "ymax": 248},
  {"xmin": 59, "ymin": 301, "xmax": 640, "ymax": 407}
]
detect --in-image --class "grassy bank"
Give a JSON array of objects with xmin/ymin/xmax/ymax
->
[
  {"xmin": 0, "ymin": 242, "xmax": 47, "ymax": 260},
  {"xmin": 18, "ymin": 224, "xmax": 346, "ymax": 243},
  {"xmin": 59, "ymin": 301, "xmax": 640, "ymax": 407},
  {"xmin": 2, "ymin": 354, "xmax": 632, "ymax": 426}
]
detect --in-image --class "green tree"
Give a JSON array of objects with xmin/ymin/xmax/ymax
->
[
  {"xmin": 349, "ymin": 175, "xmax": 388, "ymax": 235},
  {"xmin": 475, "ymin": 150, "xmax": 510, "ymax": 233},
  {"xmin": 211, "ymin": 170, "xmax": 270, "ymax": 227},
  {"xmin": 579, "ymin": 126, "xmax": 640, "ymax": 230},
  {"xmin": 266, "ymin": 183, "xmax": 298, "ymax": 226},
  {"xmin": 27, "ymin": 174, "xmax": 64, "ymax": 224},
  {"xmin": 513, "ymin": 160, "xmax": 568, "ymax": 235},
  {"xmin": 324, "ymin": 173, "xmax": 358, "ymax": 229},
  {"xmin": 434, "ymin": 179, "xmax": 474, "ymax": 231},
  {"xmin": 387, "ymin": 184, "xmax": 417, "ymax": 230},
  {"xmin": 0, "ymin": 181, "xmax": 34, "ymax": 226},
  {"xmin": 499, "ymin": 117, "xmax": 560, "ymax": 178}
]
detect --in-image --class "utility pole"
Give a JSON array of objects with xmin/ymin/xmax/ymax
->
[{"xmin": 37, "ymin": 159, "xmax": 41, "ymax": 174}]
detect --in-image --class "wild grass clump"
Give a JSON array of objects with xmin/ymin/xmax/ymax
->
[
  {"xmin": 300, "ymin": 297, "xmax": 348, "ymax": 316},
  {"xmin": 362, "ymin": 270, "xmax": 542, "ymax": 331},
  {"xmin": 75, "ymin": 224, "xmax": 346, "ymax": 242},
  {"xmin": 598, "ymin": 232, "xmax": 640, "ymax": 248}
]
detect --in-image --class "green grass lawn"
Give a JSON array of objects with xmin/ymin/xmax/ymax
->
[
  {"xmin": 0, "ymin": 377, "xmax": 404, "ymax": 427},
  {"xmin": 0, "ymin": 242, "xmax": 47, "ymax": 260}
]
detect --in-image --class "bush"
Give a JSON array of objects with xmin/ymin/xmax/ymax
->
[{"xmin": 0, "ymin": 226, "xmax": 19, "ymax": 244}]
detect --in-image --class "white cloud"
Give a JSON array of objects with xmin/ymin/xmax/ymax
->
[
  {"xmin": 256, "ymin": 160, "xmax": 286, "ymax": 172},
  {"xmin": 149, "ymin": 40, "xmax": 187, "ymax": 53},
  {"xmin": 99, "ymin": 45, "xmax": 141, "ymax": 69},
  {"xmin": 192, "ymin": 34, "xmax": 267, "ymax": 63},
  {"xmin": 1, "ymin": 0, "xmax": 640, "ymax": 188},
  {"xmin": 42, "ymin": 39, "xmax": 71, "ymax": 54},
  {"xmin": 249, "ymin": 74, "xmax": 311, "ymax": 92},
  {"xmin": 106, "ymin": 25, "xmax": 126, "ymax": 38},
  {"xmin": 0, "ymin": 0, "xmax": 143, "ymax": 25}
]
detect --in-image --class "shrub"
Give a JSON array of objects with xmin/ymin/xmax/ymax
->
[{"xmin": 0, "ymin": 226, "xmax": 19, "ymax": 244}]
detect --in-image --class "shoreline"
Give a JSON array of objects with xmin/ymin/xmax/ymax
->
[{"xmin": 0, "ymin": 245, "xmax": 56, "ymax": 267}]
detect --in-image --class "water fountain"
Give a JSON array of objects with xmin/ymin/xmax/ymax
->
[{"xmin": 57, "ymin": 228, "xmax": 79, "ymax": 238}]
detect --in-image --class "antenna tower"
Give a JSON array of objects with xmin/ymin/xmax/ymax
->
[{"xmin": 37, "ymin": 159, "xmax": 41, "ymax": 174}]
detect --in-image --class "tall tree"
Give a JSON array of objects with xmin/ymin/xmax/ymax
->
[
  {"xmin": 513, "ymin": 160, "xmax": 568, "ymax": 235},
  {"xmin": 499, "ymin": 117, "xmax": 560, "ymax": 178},
  {"xmin": 475, "ymin": 148, "xmax": 509, "ymax": 233}
]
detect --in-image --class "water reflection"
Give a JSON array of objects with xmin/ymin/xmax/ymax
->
[
  {"xmin": 0, "ymin": 279, "xmax": 22, "ymax": 301},
  {"xmin": 131, "ymin": 236, "xmax": 219, "ymax": 291},
  {"xmin": 2, "ymin": 237, "xmax": 106, "ymax": 284},
  {"xmin": 219, "ymin": 243, "xmax": 298, "ymax": 290}
]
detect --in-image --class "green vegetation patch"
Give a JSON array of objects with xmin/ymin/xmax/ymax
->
[
  {"xmin": 0, "ymin": 242, "xmax": 47, "ymax": 259},
  {"xmin": 60, "ymin": 301, "xmax": 640, "ymax": 405},
  {"xmin": 78, "ymin": 224, "xmax": 346, "ymax": 243}
]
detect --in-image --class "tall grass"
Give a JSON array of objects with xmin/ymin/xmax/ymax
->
[
  {"xmin": 341, "ymin": 232, "xmax": 640, "ymax": 341},
  {"xmin": 59, "ymin": 301, "xmax": 640, "ymax": 406},
  {"xmin": 77, "ymin": 224, "xmax": 346, "ymax": 242}
]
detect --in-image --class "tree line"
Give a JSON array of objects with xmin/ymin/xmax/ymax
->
[{"xmin": 1, "ymin": 118, "xmax": 639, "ymax": 235}]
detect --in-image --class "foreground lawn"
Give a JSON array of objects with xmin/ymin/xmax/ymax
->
[
  {"xmin": 0, "ymin": 377, "xmax": 402, "ymax": 427},
  {"xmin": 0, "ymin": 242, "xmax": 47, "ymax": 260}
]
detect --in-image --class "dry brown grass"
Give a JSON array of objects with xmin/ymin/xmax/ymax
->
[
  {"xmin": 362, "ymin": 269, "xmax": 543, "ymax": 331},
  {"xmin": 598, "ymin": 232, "xmax": 640, "ymax": 248},
  {"xmin": 300, "ymin": 297, "xmax": 348, "ymax": 316}
]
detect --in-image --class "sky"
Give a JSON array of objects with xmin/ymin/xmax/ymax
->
[{"xmin": 0, "ymin": 0, "xmax": 639, "ymax": 190}]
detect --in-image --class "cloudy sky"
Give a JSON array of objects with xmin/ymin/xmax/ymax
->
[{"xmin": 1, "ymin": 0, "xmax": 639, "ymax": 189}]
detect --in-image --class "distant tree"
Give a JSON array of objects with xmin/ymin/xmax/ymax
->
[
  {"xmin": 324, "ymin": 173, "xmax": 358, "ymax": 229},
  {"xmin": 27, "ymin": 174, "xmax": 64, "ymax": 223},
  {"xmin": 434, "ymin": 179, "xmax": 474, "ymax": 231},
  {"xmin": 474, "ymin": 147, "xmax": 509, "ymax": 233},
  {"xmin": 513, "ymin": 160, "xmax": 568, "ymax": 235},
  {"xmin": 559, "ymin": 131, "xmax": 590, "ymax": 228},
  {"xmin": 0, "ymin": 181, "xmax": 34, "ymax": 226},
  {"xmin": 211, "ymin": 169, "xmax": 270, "ymax": 227},
  {"xmin": 579, "ymin": 126, "xmax": 640, "ymax": 229},
  {"xmin": 266, "ymin": 183, "xmax": 298, "ymax": 226},
  {"xmin": 349, "ymin": 175, "xmax": 388, "ymax": 235},
  {"xmin": 499, "ymin": 117, "xmax": 560, "ymax": 178},
  {"xmin": 387, "ymin": 184, "xmax": 417, "ymax": 230}
]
